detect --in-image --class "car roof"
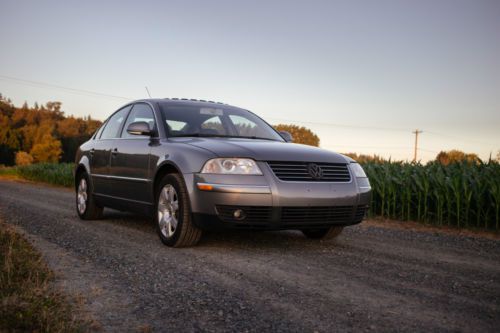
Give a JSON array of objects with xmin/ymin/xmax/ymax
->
[{"xmin": 133, "ymin": 98, "xmax": 240, "ymax": 109}]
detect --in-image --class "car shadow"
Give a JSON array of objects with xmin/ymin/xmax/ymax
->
[{"xmin": 97, "ymin": 209, "xmax": 343, "ymax": 250}]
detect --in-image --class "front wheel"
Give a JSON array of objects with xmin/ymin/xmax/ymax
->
[
  {"xmin": 301, "ymin": 226, "xmax": 343, "ymax": 240},
  {"xmin": 156, "ymin": 174, "xmax": 202, "ymax": 247},
  {"xmin": 76, "ymin": 172, "xmax": 103, "ymax": 220}
]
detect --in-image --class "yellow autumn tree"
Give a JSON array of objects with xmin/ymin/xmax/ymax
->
[
  {"xmin": 435, "ymin": 150, "xmax": 481, "ymax": 165},
  {"xmin": 30, "ymin": 133, "xmax": 62, "ymax": 163},
  {"xmin": 273, "ymin": 124, "xmax": 320, "ymax": 147},
  {"xmin": 15, "ymin": 151, "xmax": 34, "ymax": 165}
]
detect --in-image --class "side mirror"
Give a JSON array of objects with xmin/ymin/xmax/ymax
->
[
  {"xmin": 127, "ymin": 121, "xmax": 152, "ymax": 136},
  {"xmin": 279, "ymin": 130, "xmax": 293, "ymax": 143}
]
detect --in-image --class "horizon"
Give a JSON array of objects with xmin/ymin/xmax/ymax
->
[{"xmin": 1, "ymin": 0, "xmax": 499, "ymax": 162}]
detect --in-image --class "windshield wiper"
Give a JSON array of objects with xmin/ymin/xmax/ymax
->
[
  {"xmin": 235, "ymin": 135, "xmax": 279, "ymax": 141},
  {"xmin": 170, "ymin": 133, "xmax": 202, "ymax": 137},
  {"xmin": 170, "ymin": 133, "xmax": 230, "ymax": 138}
]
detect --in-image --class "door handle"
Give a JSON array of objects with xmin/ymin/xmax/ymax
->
[
  {"xmin": 111, "ymin": 148, "xmax": 118, "ymax": 157},
  {"xmin": 89, "ymin": 148, "xmax": 95, "ymax": 156}
]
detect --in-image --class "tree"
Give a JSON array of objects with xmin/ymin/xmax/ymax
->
[
  {"xmin": 57, "ymin": 117, "xmax": 81, "ymax": 137},
  {"xmin": 0, "ymin": 113, "xmax": 20, "ymax": 165},
  {"xmin": 435, "ymin": 150, "xmax": 481, "ymax": 165},
  {"xmin": 0, "ymin": 95, "xmax": 103, "ymax": 165},
  {"xmin": 273, "ymin": 124, "xmax": 320, "ymax": 147},
  {"xmin": 30, "ymin": 133, "xmax": 62, "ymax": 163},
  {"xmin": 15, "ymin": 151, "xmax": 33, "ymax": 166}
]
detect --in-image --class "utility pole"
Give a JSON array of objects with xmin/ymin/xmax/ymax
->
[{"xmin": 413, "ymin": 129, "xmax": 423, "ymax": 162}]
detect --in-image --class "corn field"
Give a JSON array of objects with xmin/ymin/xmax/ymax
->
[{"xmin": 363, "ymin": 161, "xmax": 500, "ymax": 230}]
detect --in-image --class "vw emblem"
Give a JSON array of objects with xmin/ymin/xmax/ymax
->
[{"xmin": 307, "ymin": 163, "xmax": 323, "ymax": 180}]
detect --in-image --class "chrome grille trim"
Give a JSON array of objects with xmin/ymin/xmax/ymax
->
[{"xmin": 267, "ymin": 161, "xmax": 351, "ymax": 182}]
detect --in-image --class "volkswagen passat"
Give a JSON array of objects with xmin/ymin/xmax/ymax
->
[{"xmin": 75, "ymin": 99, "xmax": 371, "ymax": 247}]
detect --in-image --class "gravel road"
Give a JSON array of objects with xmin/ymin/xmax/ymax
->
[{"xmin": 0, "ymin": 179, "xmax": 499, "ymax": 332}]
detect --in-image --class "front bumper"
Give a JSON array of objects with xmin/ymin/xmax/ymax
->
[{"xmin": 185, "ymin": 162, "xmax": 371, "ymax": 230}]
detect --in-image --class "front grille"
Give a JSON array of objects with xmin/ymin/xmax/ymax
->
[
  {"xmin": 267, "ymin": 161, "xmax": 351, "ymax": 182},
  {"xmin": 216, "ymin": 205, "xmax": 272, "ymax": 223},
  {"xmin": 281, "ymin": 206, "xmax": 354, "ymax": 224}
]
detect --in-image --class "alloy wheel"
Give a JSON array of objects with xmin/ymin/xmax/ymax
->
[
  {"xmin": 77, "ymin": 178, "xmax": 88, "ymax": 214},
  {"xmin": 157, "ymin": 184, "xmax": 179, "ymax": 238}
]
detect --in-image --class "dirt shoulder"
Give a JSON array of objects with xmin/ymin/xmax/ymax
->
[
  {"xmin": 0, "ymin": 220, "xmax": 90, "ymax": 332},
  {"xmin": 364, "ymin": 218, "xmax": 500, "ymax": 240}
]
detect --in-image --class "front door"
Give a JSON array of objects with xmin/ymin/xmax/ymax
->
[{"xmin": 108, "ymin": 103, "xmax": 156, "ymax": 205}]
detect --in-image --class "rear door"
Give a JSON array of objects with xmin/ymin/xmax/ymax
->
[
  {"xmin": 90, "ymin": 105, "xmax": 131, "ymax": 196},
  {"xmin": 108, "ymin": 103, "xmax": 157, "ymax": 204}
]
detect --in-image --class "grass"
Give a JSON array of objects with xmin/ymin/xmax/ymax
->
[
  {"xmin": 0, "ymin": 221, "xmax": 87, "ymax": 332},
  {"xmin": 0, "ymin": 163, "xmax": 74, "ymax": 187},
  {"xmin": 0, "ymin": 165, "xmax": 19, "ymax": 178}
]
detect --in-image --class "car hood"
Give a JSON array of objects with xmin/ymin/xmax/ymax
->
[{"xmin": 170, "ymin": 137, "xmax": 349, "ymax": 163}]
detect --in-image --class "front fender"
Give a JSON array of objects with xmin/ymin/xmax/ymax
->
[{"xmin": 74, "ymin": 155, "xmax": 92, "ymax": 189}]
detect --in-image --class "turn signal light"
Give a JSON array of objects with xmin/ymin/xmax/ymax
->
[{"xmin": 197, "ymin": 184, "xmax": 213, "ymax": 191}]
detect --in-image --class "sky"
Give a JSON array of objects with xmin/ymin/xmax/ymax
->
[{"xmin": 0, "ymin": 0, "xmax": 499, "ymax": 162}]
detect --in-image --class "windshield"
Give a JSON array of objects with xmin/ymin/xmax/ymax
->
[{"xmin": 159, "ymin": 103, "xmax": 284, "ymax": 141}]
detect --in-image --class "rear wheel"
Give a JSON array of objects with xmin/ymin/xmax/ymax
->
[
  {"xmin": 156, "ymin": 174, "xmax": 202, "ymax": 247},
  {"xmin": 301, "ymin": 226, "xmax": 343, "ymax": 240},
  {"xmin": 76, "ymin": 172, "xmax": 103, "ymax": 220}
]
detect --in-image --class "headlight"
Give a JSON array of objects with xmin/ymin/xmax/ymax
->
[
  {"xmin": 349, "ymin": 163, "xmax": 367, "ymax": 178},
  {"xmin": 201, "ymin": 158, "xmax": 262, "ymax": 175}
]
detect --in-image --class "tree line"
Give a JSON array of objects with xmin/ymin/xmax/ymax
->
[{"xmin": 0, "ymin": 94, "xmax": 101, "ymax": 166}]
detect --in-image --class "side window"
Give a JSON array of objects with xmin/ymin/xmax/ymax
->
[
  {"xmin": 100, "ymin": 106, "xmax": 131, "ymax": 139},
  {"xmin": 121, "ymin": 103, "xmax": 156, "ymax": 138},
  {"xmin": 93, "ymin": 121, "xmax": 107, "ymax": 140},
  {"xmin": 201, "ymin": 116, "xmax": 226, "ymax": 135}
]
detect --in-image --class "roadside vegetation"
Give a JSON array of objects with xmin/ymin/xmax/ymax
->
[
  {"xmin": 364, "ymin": 160, "xmax": 500, "ymax": 231},
  {"xmin": 0, "ymin": 163, "xmax": 74, "ymax": 187},
  {"xmin": 16, "ymin": 163, "xmax": 74, "ymax": 187},
  {"xmin": 0, "ymin": 221, "xmax": 86, "ymax": 332}
]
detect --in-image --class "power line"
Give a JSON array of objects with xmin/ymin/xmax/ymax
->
[
  {"xmin": 267, "ymin": 117, "xmax": 410, "ymax": 132},
  {"xmin": 425, "ymin": 130, "xmax": 494, "ymax": 147},
  {"xmin": 1, "ymin": 74, "xmax": 497, "ymax": 155},
  {"xmin": 0, "ymin": 74, "xmax": 133, "ymax": 101},
  {"xmin": 418, "ymin": 147, "xmax": 440, "ymax": 154}
]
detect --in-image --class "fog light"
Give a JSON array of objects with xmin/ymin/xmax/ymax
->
[{"xmin": 233, "ymin": 209, "xmax": 246, "ymax": 220}]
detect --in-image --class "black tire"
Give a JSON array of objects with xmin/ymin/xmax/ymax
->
[
  {"xmin": 75, "ymin": 171, "xmax": 103, "ymax": 220},
  {"xmin": 301, "ymin": 226, "xmax": 343, "ymax": 240},
  {"xmin": 155, "ymin": 173, "xmax": 202, "ymax": 247}
]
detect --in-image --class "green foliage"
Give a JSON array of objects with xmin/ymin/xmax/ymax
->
[
  {"xmin": 363, "ymin": 160, "xmax": 500, "ymax": 230},
  {"xmin": 0, "ymin": 166, "xmax": 18, "ymax": 176},
  {"xmin": 16, "ymin": 163, "xmax": 74, "ymax": 187}
]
